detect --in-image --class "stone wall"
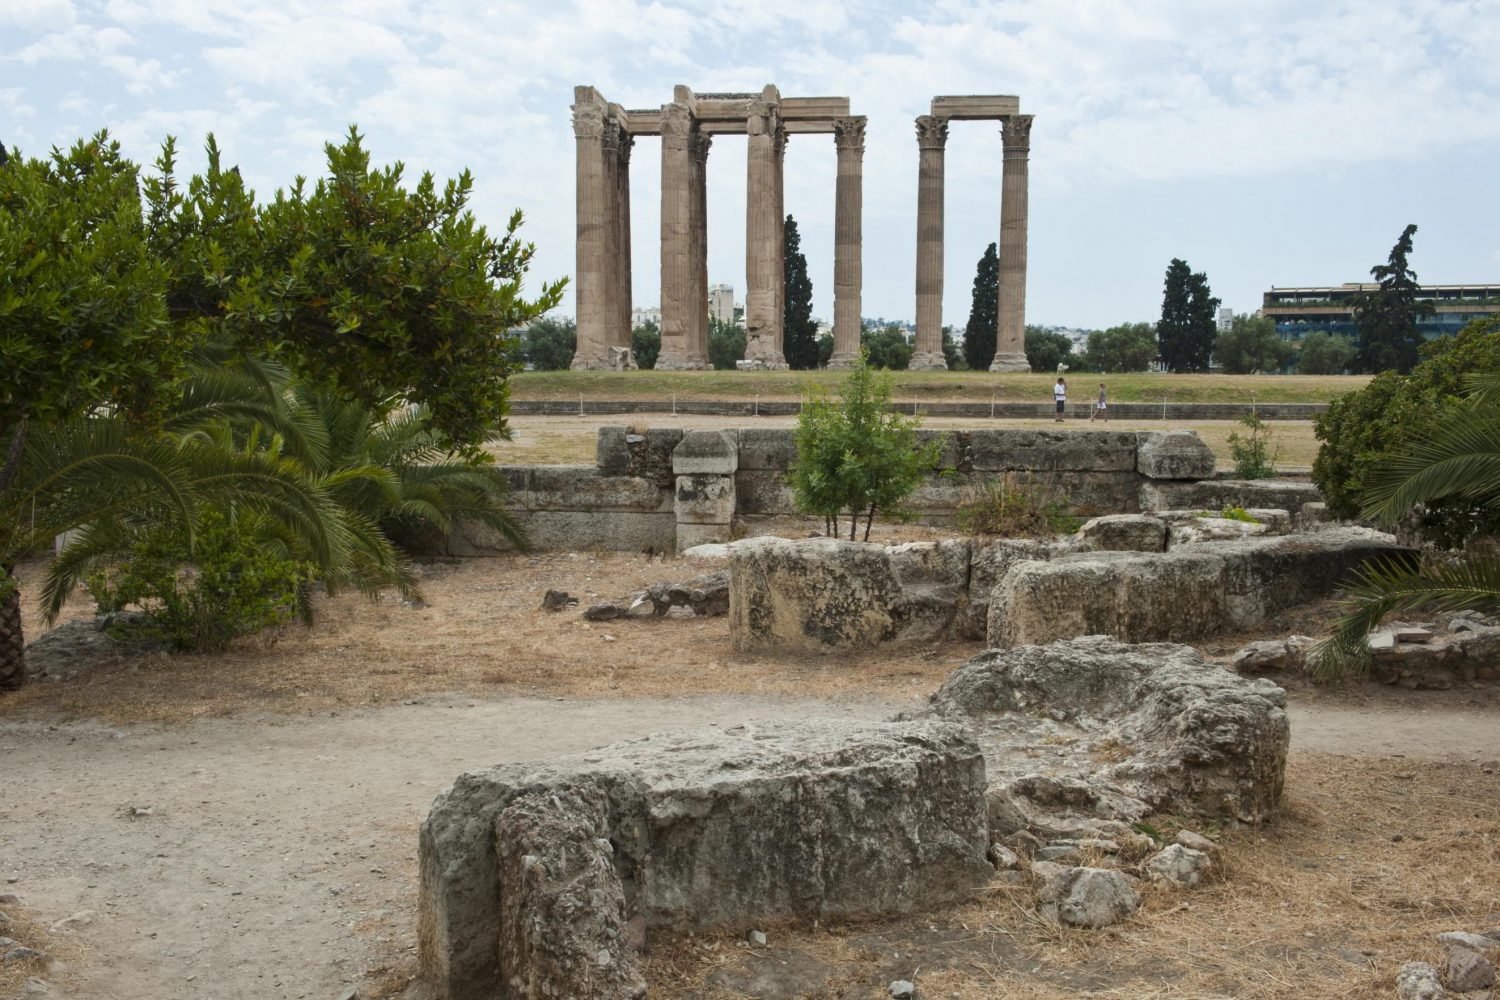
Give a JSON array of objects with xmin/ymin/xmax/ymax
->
[{"xmin": 463, "ymin": 426, "xmax": 1300, "ymax": 554}]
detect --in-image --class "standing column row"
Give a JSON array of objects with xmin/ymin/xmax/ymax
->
[
  {"xmin": 656, "ymin": 103, "xmax": 697, "ymax": 370},
  {"xmin": 990, "ymin": 114, "xmax": 1033, "ymax": 372},
  {"xmin": 828, "ymin": 117, "xmax": 865, "ymax": 369},
  {"xmin": 909, "ymin": 115, "xmax": 950, "ymax": 371},
  {"xmin": 571, "ymin": 90, "xmax": 635, "ymax": 370}
]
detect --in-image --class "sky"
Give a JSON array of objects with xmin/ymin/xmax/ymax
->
[{"xmin": 5, "ymin": 0, "xmax": 1500, "ymax": 330}]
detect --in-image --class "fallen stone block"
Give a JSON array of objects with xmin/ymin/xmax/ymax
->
[
  {"xmin": 1037, "ymin": 867, "xmax": 1140, "ymax": 927},
  {"xmin": 419, "ymin": 719, "xmax": 993, "ymax": 1000},
  {"xmin": 1230, "ymin": 636, "xmax": 1314, "ymax": 675},
  {"xmin": 1141, "ymin": 478, "xmax": 1323, "ymax": 515},
  {"xmin": 921, "ymin": 637, "xmax": 1289, "ymax": 837},
  {"xmin": 1136, "ymin": 430, "xmax": 1217, "ymax": 480},
  {"xmin": 1075, "ymin": 514, "xmax": 1167, "ymax": 552},
  {"xmin": 1396, "ymin": 962, "xmax": 1446, "ymax": 1000},
  {"xmin": 1144, "ymin": 844, "xmax": 1212, "ymax": 886}
]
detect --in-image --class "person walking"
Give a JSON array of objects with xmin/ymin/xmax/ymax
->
[
  {"xmin": 1053, "ymin": 376, "xmax": 1067, "ymax": 423},
  {"xmin": 1090, "ymin": 382, "xmax": 1108, "ymax": 423}
]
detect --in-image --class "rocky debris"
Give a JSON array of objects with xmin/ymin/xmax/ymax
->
[
  {"xmin": 641, "ymin": 571, "xmax": 729, "ymax": 617},
  {"xmin": 1297, "ymin": 501, "xmax": 1332, "ymax": 529},
  {"xmin": 1438, "ymin": 932, "xmax": 1499, "ymax": 952},
  {"xmin": 1174, "ymin": 830, "xmax": 1220, "ymax": 855},
  {"xmin": 23, "ymin": 612, "xmax": 166, "ymax": 682},
  {"xmin": 730, "ymin": 538, "xmax": 971, "ymax": 651},
  {"xmin": 494, "ymin": 786, "xmax": 646, "ymax": 1000},
  {"xmin": 986, "ymin": 528, "xmax": 1403, "ymax": 649},
  {"xmin": 1144, "ymin": 844, "xmax": 1212, "ymax": 886},
  {"xmin": 1168, "ymin": 514, "xmax": 1272, "ymax": 545},
  {"xmin": 987, "ymin": 844, "xmax": 1020, "ymax": 870},
  {"xmin": 540, "ymin": 589, "xmax": 576, "ymax": 611},
  {"xmin": 1036, "ymin": 867, "xmax": 1140, "ymax": 928},
  {"xmin": 921, "ymin": 637, "xmax": 1289, "ymax": 839},
  {"xmin": 1230, "ymin": 636, "xmax": 1315, "ymax": 675},
  {"xmin": 1396, "ymin": 962, "xmax": 1447, "ymax": 1000},
  {"xmin": 1367, "ymin": 620, "xmax": 1500, "ymax": 688},
  {"xmin": 1136, "ymin": 430, "xmax": 1217, "ymax": 480},
  {"xmin": 420, "ymin": 719, "xmax": 992, "ymax": 1000},
  {"xmin": 582, "ymin": 603, "xmax": 622, "ymax": 622},
  {"xmin": 1447, "ymin": 949, "xmax": 1497, "ymax": 992},
  {"xmin": 24, "ymin": 978, "xmax": 49, "ymax": 996},
  {"xmin": 1140, "ymin": 478, "xmax": 1323, "ymax": 517},
  {"xmin": 1, "ymin": 945, "xmax": 52, "ymax": 966},
  {"xmin": 47, "ymin": 910, "xmax": 95, "ymax": 933},
  {"xmin": 1075, "ymin": 514, "xmax": 1167, "ymax": 553},
  {"xmin": 747, "ymin": 929, "xmax": 767, "ymax": 948},
  {"xmin": 888, "ymin": 980, "xmax": 916, "ymax": 999},
  {"xmin": 1028, "ymin": 860, "xmax": 1070, "ymax": 884}
]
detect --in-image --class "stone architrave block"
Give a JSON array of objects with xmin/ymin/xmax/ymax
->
[
  {"xmin": 672, "ymin": 430, "xmax": 739, "ymax": 475},
  {"xmin": 970, "ymin": 430, "xmax": 1138, "ymax": 473},
  {"xmin": 1136, "ymin": 431, "xmax": 1217, "ymax": 480},
  {"xmin": 733, "ymin": 470, "xmax": 797, "ymax": 515},
  {"xmin": 1075, "ymin": 514, "xmax": 1167, "ymax": 552},
  {"xmin": 675, "ymin": 474, "xmax": 735, "ymax": 525},
  {"xmin": 736, "ymin": 428, "xmax": 799, "ymax": 470},
  {"xmin": 1140, "ymin": 479, "xmax": 1323, "ymax": 514},
  {"xmin": 528, "ymin": 467, "xmax": 671, "ymax": 513},
  {"xmin": 419, "ymin": 719, "xmax": 994, "ymax": 1000},
  {"xmin": 595, "ymin": 426, "xmax": 633, "ymax": 474}
]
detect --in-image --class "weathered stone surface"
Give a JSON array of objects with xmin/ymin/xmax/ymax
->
[
  {"xmin": 419, "ymin": 719, "xmax": 993, "ymax": 1000},
  {"xmin": 988, "ymin": 529, "xmax": 1403, "ymax": 648},
  {"xmin": 1036, "ymin": 867, "xmax": 1140, "ymax": 927},
  {"xmin": 1075, "ymin": 514, "xmax": 1167, "ymax": 552},
  {"xmin": 730, "ymin": 538, "xmax": 968, "ymax": 651},
  {"xmin": 674, "ymin": 474, "xmax": 735, "ymax": 525},
  {"xmin": 494, "ymin": 787, "xmax": 646, "ymax": 1000},
  {"xmin": 1396, "ymin": 962, "xmax": 1446, "ymax": 1000},
  {"xmin": 1437, "ymin": 931, "xmax": 1499, "ymax": 952},
  {"xmin": 1230, "ymin": 636, "xmax": 1314, "ymax": 674},
  {"xmin": 642, "ymin": 571, "xmax": 730, "ymax": 617},
  {"xmin": 1136, "ymin": 431, "xmax": 1217, "ymax": 480},
  {"xmin": 970, "ymin": 429, "xmax": 1138, "ymax": 473},
  {"xmin": 961, "ymin": 539, "xmax": 1065, "ymax": 640},
  {"xmin": 528, "ymin": 467, "xmax": 670, "ymax": 512},
  {"xmin": 1141, "ymin": 478, "xmax": 1322, "ymax": 514},
  {"xmin": 672, "ymin": 430, "xmax": 738, "ymax": 475},
  {"xmin": 1144, "ymin": 844, "xmax": 1212, "ymax": 886},
  {"xmin": 923, "ymin": 637, "xmax": 1289, "ymax": 837},
  {"xmin": 1447, "ymin": 948, "xmax": 1497, "ymax": 992},
  {"xmin": 736, "ymin": 428, "xmax": 798, "ymax": 470},
  {"xmin": 1298, "ymin": 501, "xmax": 1332, "ymax": 528},
  {"xmin": 1169, "ymin": 515, "xmax": 1271, "ymax": 545},
  {"xmin": 451, "ymin": 511, "xmax": 676, "ymax": 555},
  {"xmin": 733, "ymin": 469, "xmax": 797, "ymax": 515}
]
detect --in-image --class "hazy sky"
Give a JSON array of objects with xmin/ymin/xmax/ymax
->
[{"xmin": 6, "ymin": 0, "xmax": 1500, "ymax": 329}]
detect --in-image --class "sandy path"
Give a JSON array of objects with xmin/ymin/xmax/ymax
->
[{"xmin": 3, "ymin": 691, "xmax": 1497, "ymax": 1000}]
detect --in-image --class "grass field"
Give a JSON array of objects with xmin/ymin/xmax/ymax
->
[{"xmin": 511, "ymin": 369, "xmax": 1371, "ymax": 404}]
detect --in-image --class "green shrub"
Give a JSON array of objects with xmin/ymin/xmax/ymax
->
[
  {"xmin": 86, "ymin": 510, "xmax": 314, "ymax": 652},
  {"xmin": 1227, "ymin": 414, "xmax": 1279, "ymax": 479},
  {"xmin": 957, "ymin": 472, "xmax": 1081, "ymax": 538},
  {"xmin": 1312, "ymin": 318, "xmax": 1500, "ymax": 525},
  {"xmin": 1199, "ymin": 506, "xmax": 1260, "ymax": 523}
]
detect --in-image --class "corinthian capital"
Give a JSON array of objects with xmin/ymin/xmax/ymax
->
[
  {"xmin": 572, "ymin": 102, "xmax": 606, "ymax": 140},
  {"xmin": 833, "ymin": 116, "xmax": 866, "ymax": 153},
  {"xmin": 690, "ymin": 130, "xmax": 713, "ymax": 163},
  {"xmin": 1004, "ymin": 114, "xmax": 1033, "ymax": 150},
  {"xmin": 915, "ymin": 115, "xmax": 949, "ymax": 150}
]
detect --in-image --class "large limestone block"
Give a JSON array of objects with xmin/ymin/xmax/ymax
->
[
  {"xmin": 961, "ymin": 539, "xmax": 1062, "ymax": 639},
  {"xmin": 736, "ymin": 428, "xmax": 798, "ymax": 470},
  {"xmin": 1216, "ymin": 528, "xmax": 1407, "ymax": 629},
  {"xmin": 674, "ymin": 474, "xmax": 735, "ymax": 525},
  {"xmin": 730, "ymin": 538, "xmax": 968, "ymax": 650},
  {"xmin": 449, "ymin": 511, "xmax": 676, "ymax": 555},
  {"xmin": 672, "ymin": 430, "xmax": 738, "ymax": 475},
  {"xmin": 924, "ymin": 636, "xmax": 1290, "ymax": 833},
  {"xmin": 1075, "ymin": 514, "xmax": 1167, "ymax": 552},
  {"xmin": 733, "ymin": 469, "xmax": 797, "ymax": 515},
  {"xmin": 970, "ymin": 430, "xmax": 1138, "ymax": 473},
  {"xmin": 1136, "ymin": 431, "xmax": 1217, "ymax": 480},
  {"xmin": 1141, "ymin": 478, "xmax": 1322, "ymax": 514},
  {"xmin": 419, "ymin": 719, "xmax": 993, "ymax": 1000},
  {"xmin": 527, "ymin": 467, "xmax": 671, "ymax": 512}
]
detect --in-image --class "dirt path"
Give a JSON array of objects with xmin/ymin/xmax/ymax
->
[{"xmin": 3, "ymin": 690, "xmax": 1497, "ymax": 1000}]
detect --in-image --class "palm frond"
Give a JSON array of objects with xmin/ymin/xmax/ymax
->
[{"xmin": 1361, "ymin": 405, "xmax": 1500, "ymax": 523}]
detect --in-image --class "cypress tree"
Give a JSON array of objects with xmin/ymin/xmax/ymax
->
[
  {"xmin": 782, "ymin": 215, "xmax": 819, "ymax": 370},
  {"xmin": 1352, "ymin": 223, "xmax": 1432, "ymax": 374},
  {"xmin": 1158, "ymin": 258, "xmax": 1218, "ymax": 372},
  {"xmin": 962, "ymin": 242, "xmax": 999, "ymax": 370}
]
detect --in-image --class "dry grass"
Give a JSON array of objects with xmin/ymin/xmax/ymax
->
[
  {"xmin": 494, "ymin": 415, "xmax": 1323, "ymax": 470},
  {"xmin": 644, "ymin": 754, "xmax": 1500, "ymax": 999},
  {"xmin": 4, "ymin": 551, "xmax": 974, "ymax": 724},
  {"xmin": 0, "ymin": 904, "xmax": 75, "ymax": 998}
]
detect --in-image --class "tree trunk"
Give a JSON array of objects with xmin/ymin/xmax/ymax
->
[{"xmin": 0, "ymin": 567, "xmax": 24, "ymax": 692}]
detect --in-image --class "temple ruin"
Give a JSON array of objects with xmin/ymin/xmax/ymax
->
[{"xmin": 571, "ymin": 85, "xmax": 1033, "ymax": 372}]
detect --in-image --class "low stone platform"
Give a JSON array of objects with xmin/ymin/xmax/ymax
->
[{"xmin": 418, "ymin": 719, "xmax": 992, "ymax": 1000}]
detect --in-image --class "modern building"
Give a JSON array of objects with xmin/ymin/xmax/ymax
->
[
  {"xmin": 1216, "ymin": 306, "xmax": 1233, "ymax": 332},
  {"xmin": 1262, "ymin": 283, "xmax": 1500, "ymax": 342},
  {"xmin": 630, "ymin": 306, "xmax": 662, "ymax": 328},
  {"xmin": 708, "ymin": 284, "xmax": 737, "ymax": 325}
]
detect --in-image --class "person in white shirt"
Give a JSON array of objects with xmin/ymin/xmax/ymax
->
[{"xmin": 1053, "ymin": 377, "xmax": 1067, "ymax": 422}]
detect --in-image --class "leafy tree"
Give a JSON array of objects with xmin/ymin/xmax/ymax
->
[
  {"xmin": 962, "ymin": 243, "xmax": 999, "ymax": 370},
  {"xmin": 1296, "ymin": 331, "xmax": 1358, "ymax": 375},
  {"xmin": 1214, "ymin": 314, "xmax": 1292, "ymax": 374},
  {"xmin": 1158, "ymin": 259, "xmax": 1218, "ymax": 372},
  {"xmin": 860, "ymin": 322, "xmax": 913, "ymax": 370},
  {"xmin": 631, "ymin": 321, "xmax": 660, "ymax": 370},
  {"xmin": 1312, "ymin": 373, "xmax": 1500, "ymax": 679},
  {"xmin": 1024, "ymin": 326, "xmax": 1074, "ymax": 372},
  {"xmin": 1083, "ymin": 322, "xmax": 1157, "ymax": 373},
  {"xmin": 1352, "ymin": 223, "xmax": 1433, "ymax": 374},
  {"xmin": 782, "ymin": 215, "xmax": 819, "ymax": 370},
  {"xmin": 522, "ymin": 317, "xmax": 576, "ymax": 371},
  {"xmin": 237, "ymin": 126, "xmax": 564, "ymax": 456},
  {"xmin": 816, "ymin": 333, "xmax": 835, "ymax": 367},
  {"xmin": 1312, "ymin": 318, "xmax": 1500, "ymax": 523},
  {"xmin": 791, "ymin": 351, "xmax": 940, "ymax": 541},
  {"xmin": 708, "ymin": 317, "xmax": 745, "ymax": 370}
]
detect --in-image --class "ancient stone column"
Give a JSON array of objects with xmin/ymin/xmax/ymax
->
[
  {"xmin": 990, "ymin": 114, "xmax": 1033, "ymax": 373},
  {"xmin": 743, "ymin": 94, "xmax": 788, "ymax": 368},
  {"xmin": 600, "ymin": 120, "xmax": 622, "ymax": 360},
  {"xmin": 910, "ymin": 115, "xmax": 950, "ymax": 371},
  {"xmin": 828, "ymin": 117, "xmax": 866, "ymax": 369},
  {"xmin": 688, "ymin": 131, "xmax": 713, "ymax": 368},
  {"xmin": 774, "ymin": 125, "xmax": 787, "ymax": 358},
  {"xmin": 615, "ymin": 128, "xmax": 634, "ymax": 359},
  {"xmin": 656, "ymin": 103, "xmax": 696, "ymax": 370},
  {"xmin": 570, "ymin": 90, "xmax": 610, "ymax": 369}
]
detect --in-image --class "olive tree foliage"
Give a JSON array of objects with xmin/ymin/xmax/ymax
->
[
  {"xmin": 1083, "ymin": 322, "xmax": 1156, "ymax": 373},
  {"xmin": 522, "ymin": 317, "xmax": 576, "ymax": 371},
  {"xmin": 791, "ymin": 352, "xmax": 940, "ymax": 541},
  {"xmin": 1296, "ymin": 331, "xmax": 1358, "ymax": 375},
  {"xmin": 1024, "ymin": 326, "xmax": 1074, "ymax": 372},
  {"xmin": 1214, "ymin": 314, "xmax": 1292, "ymax": 374}
]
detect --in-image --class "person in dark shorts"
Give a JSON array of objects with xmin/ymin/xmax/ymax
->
[{"xmin": 1053, "ymin": 377, "xmax": 1067, "ymax": 422}]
